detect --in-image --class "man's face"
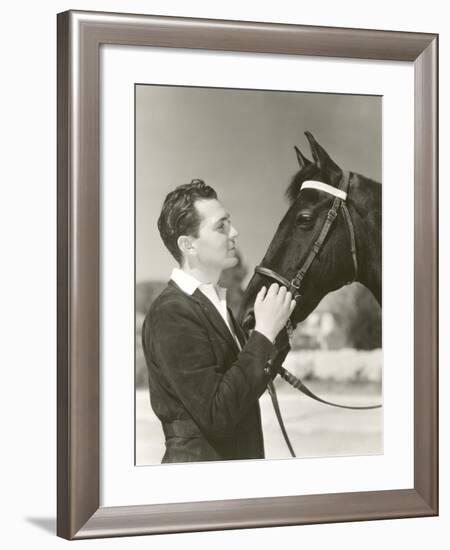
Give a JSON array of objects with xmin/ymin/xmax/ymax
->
[{"xmin": 190, "ymin": 198, "xmax": 239, "ymax": 273}]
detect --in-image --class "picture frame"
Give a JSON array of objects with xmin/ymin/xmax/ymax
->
[{"xmin": 57, "ymin": 9, "xmax": 438, "ymax": 540}]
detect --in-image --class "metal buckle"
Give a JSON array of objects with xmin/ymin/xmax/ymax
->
[
  {"xmin": 327, "ymin": 209, "xmax": 338, "ymax": 221},
  {"xmin": 290, "ymin": 279, "xmax": 300, "ymax": 289}
]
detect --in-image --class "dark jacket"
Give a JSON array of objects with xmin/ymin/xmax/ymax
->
[{"xmin": 141, "ymin": 280, "xmax": 275, "ymax": 463}]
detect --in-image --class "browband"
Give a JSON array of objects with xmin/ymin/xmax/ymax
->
[{"xmin": 301, "ymin": 180, "xmax": 347, "ymax": 201}]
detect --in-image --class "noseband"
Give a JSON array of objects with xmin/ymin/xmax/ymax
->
[{"xmin": 255, "ymin": 171, "xmax": 358, "ymax": 305}]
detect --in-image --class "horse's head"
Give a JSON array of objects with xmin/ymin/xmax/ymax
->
[{"xmin": 239, "ymin": 131, "xmax": 381, "ymax": 334}]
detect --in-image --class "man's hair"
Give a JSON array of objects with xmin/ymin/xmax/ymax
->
[{"xmin": 157, "ymin": 179, "xmax": 218, "ymax": 264}]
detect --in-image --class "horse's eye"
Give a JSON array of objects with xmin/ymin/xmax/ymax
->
[{"xmin": 296, "ymin": 213, "xmax": 314, "ymax": 228}]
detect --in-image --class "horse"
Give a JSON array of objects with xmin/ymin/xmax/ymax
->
[
  {"xmin": 238, "ymin": 133, "xmax": 382, "ymax": 456},
  {"xmin": 239, "ymin": 131, "xmax": 381, "ymax": 337}
]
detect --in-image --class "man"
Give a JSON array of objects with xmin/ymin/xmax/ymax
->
[{"xmin": 142, "ymin": 179, "xmax": 295, "ymax": 463}]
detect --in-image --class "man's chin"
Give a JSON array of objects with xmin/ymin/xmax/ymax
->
[{"xmin": 224, "ymin": 255, "xmax": 239, "ymax": 268}]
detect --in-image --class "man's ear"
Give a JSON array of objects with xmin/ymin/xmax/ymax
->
[{"xmin": 177, "ymin": 235, "xmax": 196, "ymax": 257}]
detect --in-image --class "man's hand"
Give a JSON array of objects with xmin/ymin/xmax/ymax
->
[{"xmin": 253, "ymin": 283, "xmax": 296, "ymax": 343}]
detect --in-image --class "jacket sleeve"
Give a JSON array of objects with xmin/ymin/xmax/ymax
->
[{"xmin": 145, "ymin": 299, "xmax": 274, "ymax": 439}]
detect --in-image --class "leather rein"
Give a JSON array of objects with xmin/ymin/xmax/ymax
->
[{"xmin": 254, "ymin": 171, "xmax": 381, "ymax": 457}]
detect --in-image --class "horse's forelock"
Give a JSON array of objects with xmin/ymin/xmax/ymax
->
[{"xmin": 285, "ymin": 164, "xmax": 317, "ymax": 204}]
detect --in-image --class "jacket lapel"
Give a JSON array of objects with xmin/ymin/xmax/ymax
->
[
  {"xmin": 190, "ymin": 289, "xmax": 241, "ymax": 353},
  {"xmin": 168, "ymin": 279, "xmax": 242, "ymax": 353}
]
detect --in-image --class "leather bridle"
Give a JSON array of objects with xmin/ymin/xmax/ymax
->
[{"xmin": 251, "ymin": 171, "xmax": 381, "ymax": 458}]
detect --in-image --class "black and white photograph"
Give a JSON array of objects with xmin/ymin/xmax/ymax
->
[
  {"xmin": 2, "ymin": 0, "xmax": 443, "ymax": 546},
  {"xmin": 135, "ymin": 84, "xmax": 382, "ymax": 465}
]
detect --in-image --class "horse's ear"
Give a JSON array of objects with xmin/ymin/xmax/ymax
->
[
  {"xmin": 294, "ymin": 145, "xmax": 312, "ymax": 169},
  {"xmin": 304, "ymin": 131, "xmax": 341, "ymax": 181}
]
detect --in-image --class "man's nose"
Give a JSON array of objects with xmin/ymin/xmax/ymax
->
[{"xmin": 230, "ymin": 224, "xmax": 238, "ymax": 239}]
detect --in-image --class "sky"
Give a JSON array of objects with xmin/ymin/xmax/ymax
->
[{"xmin": 135, "ymin": 85, "xmax": 381, "ymax": 284}]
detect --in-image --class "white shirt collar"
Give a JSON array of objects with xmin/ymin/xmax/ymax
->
[{"xmin": 170, "ymin": 267, "xmax": 227, "ymax": 300}]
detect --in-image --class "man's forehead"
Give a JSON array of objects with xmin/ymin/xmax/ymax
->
[{"xmin": 195, "ymin": 199, "xmax": 229, "ymax": 223}]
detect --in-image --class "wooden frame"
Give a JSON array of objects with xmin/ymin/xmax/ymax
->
[{"xmin": 57, "ymin": 10, "xmax": 438, "ymax": 540}]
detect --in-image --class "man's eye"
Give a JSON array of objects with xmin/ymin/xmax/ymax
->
[{"xmin": 217, "ymin": 220, "xmax": 230, "ymax": 232}]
